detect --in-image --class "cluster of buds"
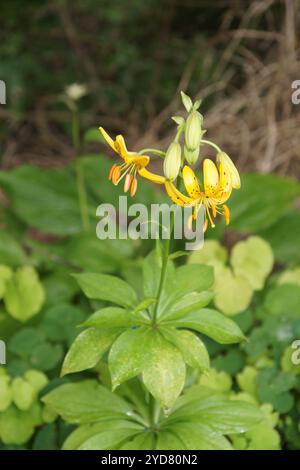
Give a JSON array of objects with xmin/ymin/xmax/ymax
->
[{"xmin": 163, "ymin": 92, "xmax": 205, "ymax": 181}]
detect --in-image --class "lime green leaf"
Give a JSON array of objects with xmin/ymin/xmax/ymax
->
[
  {"xmin": 182, "ymin": 397, "xmax": 262, "ymax": 434},
  {"xmin": 62, "ymin": 328, "xmax": 120, "ymax": 376},
  {"xmin": 63, "ymin": 420, "xmax": 142, "ymax": 450},
  {"xmin": 264, "ymin": 284, "xmax": 300, "ymax": 317},
  {"xmin": 168, "ymin": 423, "xmax": 232, "ymax": 450},
  {"xmin": 108, "ymin": 327, "xmax": 151, "ymax": 389},
  {"xmin": 166, "ymin": 308, "xmax": 245, "ymax": 344},
  {"xmin": 198, "ymin": 369, "xmax": 232, "ymax": 393},
  {"xmin": 174, "ymin": 264, "xmax": 214, "ymax": 296},
  {"xmin": 0, "ymin": 403, "xmax": 42, "ymax": 445},
  {"xmin": 161, "ymin": 328, "xmax": 209, "ymax": 371},
  {"xmin": 229, "ymin": 173, "xmax": 300, "ymax": 232},
  {"xmin": 79, "ymin": 429, "xmax": 140, "ymax": 450},
  {"xmin": 237, "ymin": 366, "xmax": 258, "ymax": 397},
  {"xmin": 23, "ymin": 370, "xmax": 48, "ymax": 393},
  {"xmin": 11, "ymin": 378, "xmax": 35, "ymax": 411},
  {"xmin": 214, "ymin": 267, "xmax": 253, "ymax": 316},
  {"xmin": 0, "ymin": 375, "xmax": 12, "ymax": 411},
  {"xmin": 188, "ymin": 239, "xmax": 228, "ymax": 266},
  {"xmin": 82, "ymin": 307, "xmax": 136, "ymax": 329},
  {"xmin": 73, "ymin": 273, "xmax": 138, "ymax": 308},
  {"xmin": 43, "ymin": 381, "xmax": 131, "ymax": 424},
  {"xmin": 142, "ymin": 333, "xmax": 186, "ymax": 411},
  {"xmin": 4, "ymin": 266, "xmax": 45, "ymax": 322},
  {"xmin": 160, "ymin": 291, "xmax": 213, "ymax": 321},
  {"xmin": 121, "ymin": 433, "xmax": 155, "ymax": 450},
  {"xmin": 156, "ymin": 431, "xmax": 186, "ymax": 450},
  {"xmin": 231, "ymin": 236, "xmax": 273, "ymax": 290},
  {"xmin": 278, "ymin": 267, "xmax": 300, "ymax": 286}
]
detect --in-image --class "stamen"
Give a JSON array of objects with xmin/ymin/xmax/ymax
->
[
  {"xmin": 223, "ymin": 204, "xmax": 230, "ymax": 225},
  {"xmin": 206, "ymin": 207, "xmax": 215, "ymax": 228},
  {"xmin": 211, "ymin": 203, "xmax": 217, "ymax": 218},
  {"xmin": 124, "ymin": 174, "xmax": 133, "ymax": 193},
  {"xmin": 116, "ymin": 164, "xmax": 132, "ymax": 185},
  {"xmin": 112, "ymin": 166, "xmax": 121, "ymax": 185},
  {"xmin": 108, "ymin": 164, "xmax": 117, "ymax": 181},
  {"xmin": 203, "ymin": 219, "xmax": 208, "ymax": 232},
  {"xmin": 130, "ymin": 176, "xmax": 138, "ymax": 197}
]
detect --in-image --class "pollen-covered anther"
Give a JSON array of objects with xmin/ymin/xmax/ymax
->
[
  {"xmin": 108, "ymin": 164, "xmax": 117, "ymax": 181},
  {"xmin": 124, "ymin": 174, "xmax": 133, "ymax": 193},
  {"xmin": 130, "ymin": 177, "xmax": 138, "ymax": 197},
  {"xmin": 223, "ymin": 204, "xmax": 230, "ymax": 225},
  {"xmin": 111, "ymin": 166, "xmax": 121, "ymax": 185}
]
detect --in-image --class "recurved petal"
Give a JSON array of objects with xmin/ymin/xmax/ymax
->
[
  {"xmin": 182, "ymin": 166, "xmax": 201, "ymax": 198},
  {"xmin": 165, "ymin": 181, "xmax": 195, "ymax": 206},
  {"xmin": 203, "ymin": 159, "xmax": 219, "ymax": 197},
  {"xmin": 217, "ymin": 152, "xmax": 241, "ymax": 189},
  {"xmin": 99, "ymin": 127, "xmax": 118, "ymax": 153},
  {"xmin": 138, "ymin": 167, "xmax": 165, "ymax": 184}
]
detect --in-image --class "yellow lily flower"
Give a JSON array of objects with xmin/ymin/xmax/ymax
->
[
  {"xmin": 165, "ymin": 158, "xmax": 236, "ymax": 231},
  {"xmin": 99, "ymin": 127, "xmax": 165, "ymax": 196}
]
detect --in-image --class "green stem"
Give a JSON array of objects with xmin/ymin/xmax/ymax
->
[
  {"xmin": 139, "ymin": 148, "xmax": 165, "ymax": 159},
  {"xmin": 200, "ymin": 139, "xmax": 222, "ymax": 153},
  {"xmin": 152, "ymin": 212, "xmax": 174, "ymax": 326},
  {"xmin": 72, "ymin": 107, "xmax": 90, "ymax": 231}
]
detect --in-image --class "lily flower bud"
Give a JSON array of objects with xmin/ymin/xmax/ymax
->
[
  {"xmin": 183, "ymin": 145, "xmax": 199, "ymax": 166},
  {"xmin": 163, "ymin": 142, "xmax": 181, "ymax": 181},
  {"xmin": 184, "ymin": 110, "xmax": 203, "ymax": 151},
  {"xmin": 216, "ymin": 152, "xmax": 241, "ymax": 189}
]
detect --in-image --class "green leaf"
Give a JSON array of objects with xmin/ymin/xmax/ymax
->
[
  {"xmin": 0, "ymin": 265, "xmax": 13, "ymax": 299},
  {"xmin": 166, "ymin": 308, "xmax": 245, "ymax": 344},
  {"xmin": 142, "ymin": 332, "xmax": 186, "ymax": 411},
  {"xmin": 161, "ymin": 328, "xmax": 209, "ymax": 371},
  {"xmin": 177, "ymin": 397, "xmax": 262, "ymax": 434},
  {"xmin": 231, "ymin": 236, "xmax": 273, "ymax": 290},
  {"xmin": 229, "ymin": 173, "xmax": 300, "ymax": 232},
  {"xmin": 11, "ymin": 378, "xmax": 35, "ymax": 411},
  {"xmin": 62, "ymin": 328, "xmax": 120, "ymax": 376},
  {"xmin": 43, "ymin": 380, "xmax": 132, "ymax": 424},
  {"xmin": 40, "ymin": 303, "xmax": 85, "ymax": 345},
  {"xmin": 0, "ymin": 403, "xmax": 42, "ymax": 445},
  {"xmin": 174, "ymin": 264, "xmax": 214, "ymax": 297},
  {"xmin": 168, "ymin": 423, "xmax": 232, "ymax": 450},
  {"xmin": 0, "ymin": 375, "xmax": 12, "ymax": 412},
  {"xmin": 108, "ymin": 327, "xmax": 151, "ymax": 389},
  {"xmin": 79, "ymin": 428, "xmax": 140, "ymax": 450},
  {"xmin": 143, "ymin": 249, "xmax": 174, "ymax": 300},
  {"xmin": 73, "ymin": 272, "xmax": 138, "ymax": 308},
  {"xmin": 0, "ymin": 232, "xmax": 28, "ymax": 267},
  {"xmin": 63, "ymin": 420, "xmax": 142, "ymax": 450},
  {"xmin": 121, "ymin": 433, "xmax": 154, "ymax": 450},
  {"xmin": 160, "ymin": 291, "xmax": 213, "ymax": 321},
  {"xmin": 65, "ymin": 233, "xmax": 134, "ymax": 274},
  {"xmin": 82, "ymin": 307, "xmax": 136, "ymax": 329},
  {"xmin": 0, "ymin": 165, "xmax": 85, "ymax": 235},
  {"xmin": 188, "ymin": 239, "xmax": 228, "ymax": 266},
  {"xmin": 259, "ymin": 212, "xmax": 300, "ymax": 264},
  {"xmin": 214, "ymin": 267, "xmax": 253, "ymax": 316},
  {"xmin": 264, "ymin": 284, "xmax": 300, "ymax": 317},
  {"xmin": 156, "ymin": 431, "xmax": 186, "ymax": 450},
  {"xmin": 4, "ymin": 266, "xmax": 45, "ymax": 322}
]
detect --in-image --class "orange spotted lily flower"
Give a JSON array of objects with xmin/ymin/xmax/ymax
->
[
  {"xmin": 99, "ymin": 127, "xmax": 165, "ymax": 196},
  {"xmin": 165, "ymin": 158, "xmax": 239, "ymax": 231}
]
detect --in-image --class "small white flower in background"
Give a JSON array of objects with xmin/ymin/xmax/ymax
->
[{"xmin": 65, "ymin": 83, "xmax": 87, "ymax": 101}]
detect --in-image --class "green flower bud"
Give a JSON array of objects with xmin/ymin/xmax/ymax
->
[
  {"xmin": 185, "ymin": 110, "xmax": 203, "ymax": 151},
  {"xmin": 184, "ymin": 145, "xmax": 199, "ymax": 165},
  {"xmin": 163, "ymin": 142, "xmax": 181, "ymax": 181},
  {"xmin": 180, "ymin": 91, "xmax": 193, "ymax": 112}
]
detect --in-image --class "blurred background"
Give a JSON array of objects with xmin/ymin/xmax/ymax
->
[{"xmin": 0, "ymin": 0, "xmax": 299, "ymax": 176}]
